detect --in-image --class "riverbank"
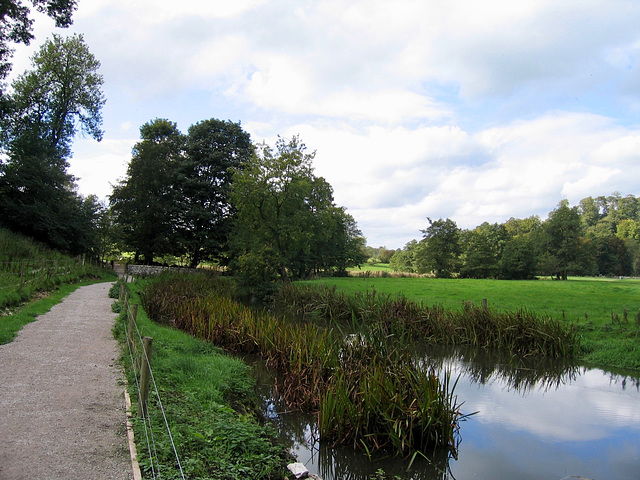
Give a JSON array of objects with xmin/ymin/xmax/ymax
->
[{"xmin": 113, "ymin": 278, "xmax": 290, "ymax": 479}]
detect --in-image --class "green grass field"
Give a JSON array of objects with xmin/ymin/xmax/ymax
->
[{"xmin": 302, "ymin": 275, "xmax": 640, "ymax": 371}]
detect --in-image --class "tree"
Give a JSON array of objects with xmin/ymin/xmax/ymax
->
[
  {"xmin": 0, "ymin": 1, "xmax": 76, "ymax": 85},
  {"xmin": 389, "ymin": 240, "xmax": 418, "ymax": 273},
  {"xmin": 110, "ymin": 119, "xmax": 185, "ymax": 264},
  {"xmin": 5, "ymin": 33, "xmax": 104, "ymax": 157},
  {"xmin": 499, "ymin": 235, "xmax": 538, "ymax": 279},
  {"xmin": 415, "ymin": 218, "xmax": 461, "ymax": 278},
  {"xmin": 176, "ymin": 119, "xmax": 253, "ymax": 267},
  {"xmin": 0, "ymin": 33, "xmax": 104, "ymax": 253},
  {"xmin": 229, "ymin": 135, "xmax": 363, "ymax": 284},
  {"xmin": 459, "ymin": 222, "xmax": 508, "ymax": 278},
  {"xmin": 541, "ymin": 200, "xmax": 584, "ymax": 280}
]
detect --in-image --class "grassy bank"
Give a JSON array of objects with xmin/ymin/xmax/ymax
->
[
  {"xmin": 0, "ymin": 228, "xmax": 113, "ymax": 312},
  {"xmin": 113, "ymin": 279, "xmax": 290, "ymax": 480},
  {"xmin": 300, "ymin": 276, "xmax": 640, "ymax": 370}
]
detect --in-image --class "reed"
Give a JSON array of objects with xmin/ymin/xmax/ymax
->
[
  {"xmin": 272, "ymin": 283, "xmax": 580, "ymax": 358},
  {"xmin": 139, "ymin": 273, "xmax": 464, "ymax": 456}
]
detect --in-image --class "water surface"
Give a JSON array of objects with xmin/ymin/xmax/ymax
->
[{"xmin": 257, "ymin": 348, "xmax": 640, "ymax": 479}]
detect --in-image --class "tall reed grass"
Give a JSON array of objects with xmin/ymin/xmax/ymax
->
[
  {"xmin": 139, "ymin": 272, "xmax": 464, "ymax": 456},
  {"xmin": 272, "ymin": 283, "xmax": 580, "ymax": 358}
]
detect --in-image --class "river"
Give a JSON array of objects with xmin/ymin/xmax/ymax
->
[{"xmin": 256, "ymin": 347, "xmax": 640, "ymax": 480}]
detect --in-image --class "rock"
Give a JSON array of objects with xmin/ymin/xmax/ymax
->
[{"xmin": 287, "ymin": 462, "xmax": 309, "ymax": 479}]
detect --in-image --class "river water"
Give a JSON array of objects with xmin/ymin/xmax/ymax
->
[{"xmin": 256, "ymin": 347, "xmax": 640, "ymax": 480}]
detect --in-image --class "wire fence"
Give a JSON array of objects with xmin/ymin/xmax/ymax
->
[
  {"xmin": 120, "ymin": 283, "xmax": 186, "ymax": 480},
  {"xmin": 0, "ymin": 257, "xmax": 103, "ymax": 297}
]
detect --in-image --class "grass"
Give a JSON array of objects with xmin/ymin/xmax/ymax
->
[
  {"xmin": 300, "ymin": 276, "xmax": 640, "ymax": 371},
  {"xmin": 0, "ymin": 228, "xmax": 113, "ymax": 311},
  {"xmin": 114, "ymin": 278, "xmax": 290, "ymax": 480}
]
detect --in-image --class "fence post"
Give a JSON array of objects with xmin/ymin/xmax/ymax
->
[
  {"xmin": 138, "ymin": 336, "xmax": 153, "ymax": 418},
  {"xmin": 482, "ymin": 298, "xmax": 488, "ymax": 311}
]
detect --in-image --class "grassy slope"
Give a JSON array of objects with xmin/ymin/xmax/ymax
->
[
  {"xmin": 303, "ymin": 276, "xmax": 640, "ymax": 371},
  {"xmin": 114, "ymin": 280, "xmax": 288, "ymax": 479}
]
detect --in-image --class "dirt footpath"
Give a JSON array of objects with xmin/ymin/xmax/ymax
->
[{"xmin": 0, "ymin": 282, "xmax": 133, "ymax": 480}]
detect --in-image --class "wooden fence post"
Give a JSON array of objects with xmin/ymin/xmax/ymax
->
[
  {"xmin": 482, "ymin": 298, "xmax": 488, "ymax": 311},
  {"xmin": 138, "ymin": 336, "xmax": 153, "ymax": 418}
]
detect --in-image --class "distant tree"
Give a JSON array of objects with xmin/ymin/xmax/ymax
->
[
  {"xmin": 460, "ymin": 222, "xmax": 508, "ymax": 278},
  {"xmin": 594, "ymin": 236, "xmax": 629, "ymax": 276},
  {"xmin": 578, "ymin": 197, "xmax": 602, "ymax": 228},
  {"xmin": 415, "ymin": 218, "xmax": 461, "ymax": 278},
  {"xmin": 541, "ymin": 200, "xmax": 584, "ymax": 280},
  {"xmin": 389, "ymin": 240, "xmax": 418, "ymax": 273},
  {"xmin": 110, "ymin": 119, "xmax": 185, "ymax": 264},
  {"xmin": 0, "ymin": 34, "xmax": 104, "ymax": 253},
  {"xmin": 229, "ymin": 135, "xmax": 363, "ymax": 284},
  {"xmin": 499, "ymin": 235, "xmax": 538, "ymax": 280},
  {"xmin": 176, "ymin": 119, "xmax": 253, "ymax": 267}
]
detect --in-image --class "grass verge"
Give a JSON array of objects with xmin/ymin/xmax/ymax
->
[
  {"xmin": 113, "ymin": 278, "xmax": 290, "ymax": 480},
  {"xmin": 0, "ymin": 275, "xmax": 116, "ymax": 345}
]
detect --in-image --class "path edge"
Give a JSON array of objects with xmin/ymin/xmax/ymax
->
[{"xmin": 124, "ymin": 389, "xmax": 143, "ymax": 480}]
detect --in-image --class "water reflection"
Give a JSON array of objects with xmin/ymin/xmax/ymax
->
[
  {"xmin": 421, "ymin": 345, "xmax": 582, "ymax": 395},
  {"xmin": 250, "ymin": 349, "xmax": 640, "ymax": 480}
]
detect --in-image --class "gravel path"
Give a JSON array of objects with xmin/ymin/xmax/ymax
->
[{"xmin": 0, "ymin": 282, "xmax": 133, "ymax": 480}]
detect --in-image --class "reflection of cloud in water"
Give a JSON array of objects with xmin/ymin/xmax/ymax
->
[{"xmin": 453, "ymin": 363, "xmax": 640, "ymax": 443}]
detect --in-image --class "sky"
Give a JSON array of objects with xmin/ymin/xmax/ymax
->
[{"xmin": 9, "ymin": 0, "xmax": 640, "ymax": 249}]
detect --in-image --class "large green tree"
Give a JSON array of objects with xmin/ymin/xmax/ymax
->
[
  {"xmin": 541, "ymin": 200, "xmax": 585, "ymax": 280},
  {"xmin": 0, "ymin": 33, "xmax": 104, "ymax": 253},
  {"xmin": 176, "ymin": 119, "xmax": 253, "ymax": 267},
  {"xmin": 229, "ymin": 135, "xmax": 364, "ymax": 284},
  {"xmin": 415, "ymin": 218, "xmax": 461, "ymax": 278},
  {"xmin": 459, "ymin": 222, "xmax": 508, "ymax": 278},
  {"xmin": 110, "ymin": 119, "xmax": 185, "ymax": 264}
]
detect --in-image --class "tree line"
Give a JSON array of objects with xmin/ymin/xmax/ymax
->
[{"xmin": 387, "ymin": 193, "xmax": 640, "ymax": 279}]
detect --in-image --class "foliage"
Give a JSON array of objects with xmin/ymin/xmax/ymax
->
[
  {"xmin": 389, "ymin": 240, "xmax": 418, "ymax": 273},
  {"xmin": 415, "ymin": 218, "xmax": 461, "ymax": 278},
  {"xmin": 274, "ymin": 282, "xmax": 579, "ymax": 358},
  {"xmin": 176, "ymin": 119, "xmax": 254, "ymax": 267},
  {"xmin": 110, "ymin": 119, "xmax": 185, "ymax": 263},
  {"xmin": 229, "ymin": 135, "xmax": 365, "ymax": 285},
  {"xmin": 115, "ymin": 279, "xmax": 289, "ymax": 479},
  {"xmin": 0, "ymin": 0, "xmax": 76, "ymax": 84},
  {"xmin": 0, "ymin": 227, "xmax": 114, "ymax": 313},
  {"xmin": 0, "ymin": 34, "xmax": 105, "ymax": 255},
  {"xmin": 303, "ymin": 275, "xmax": 640, "ymax": 370},
  {"xmin": 395, "ymin": 192, "xmax": 640, "ymax": 279}
]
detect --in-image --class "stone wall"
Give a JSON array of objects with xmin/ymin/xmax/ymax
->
[{"xmin": 125, "ymin": 265, "xmax": 199, "ymax": 276}]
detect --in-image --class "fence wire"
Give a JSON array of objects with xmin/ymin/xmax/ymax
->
[{"xmin": 123, "ymin": 295, "xmax": 186, "ymax": 480}]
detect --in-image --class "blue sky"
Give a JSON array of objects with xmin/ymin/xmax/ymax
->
[{"xmin": 10, "ymin": 0, "xmax": 640, "ymax": 248}]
